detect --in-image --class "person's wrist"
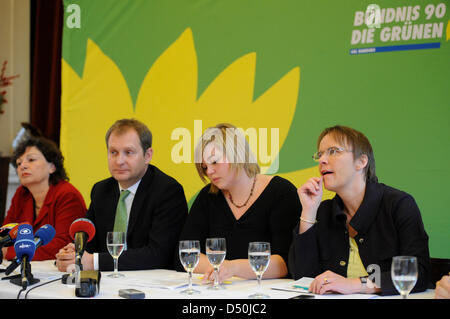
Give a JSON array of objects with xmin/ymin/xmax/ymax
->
[
  {"xmin": 82, "ymin": 252, "xmax": 94, "ymax": 271},
  {"xmin": 352, "ymin": 277, "xmax": 364, "ymax": 293},
  {"xmin": 226, "ymin": 260, "xmax": 237, "ymax": 277},
  {"xmin": 300, "ymin": 210, "xmax": 317, "ymax": 223}
]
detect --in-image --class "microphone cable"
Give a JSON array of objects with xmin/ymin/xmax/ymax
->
[
  {"xmin": 22, "ymin": 276, "xmax": 63, "ymax": 299},
  {"xmin": 16, "ymin": 287, "xmax": 26, "ymax": 299}
]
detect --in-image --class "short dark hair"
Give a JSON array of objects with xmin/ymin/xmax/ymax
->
[
  {"xmin": 105, "ymin": 119, "xmax": 152, "ymax": 153},
  {"xmin": 318, "ymin": 125, "xmax": 377, "ymax": 183},
  {"xmin": 11, "ymin": 136, "xmax": 69, "ymax": 185}
]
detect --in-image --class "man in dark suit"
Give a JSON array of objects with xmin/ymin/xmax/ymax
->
[{"xmin": 56, "ymin": 119, "xmax": 187, "ymax": 271}]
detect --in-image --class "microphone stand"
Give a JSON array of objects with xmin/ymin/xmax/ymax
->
[
  {"xmin": 65, "ymin": 232, "xmax": 85, "ymax": 284},
  {"xmin": 10, "ymin": 257, "xmax": 39, "ymax": 288},
  {"xmin": 61, "ymin": 251, "xmax": 83, "ymax": 285}
]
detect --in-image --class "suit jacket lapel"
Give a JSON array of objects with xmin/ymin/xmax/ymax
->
[{"xmin": 127, "ymin": 165, "xmax": 154, "ymax": 236}]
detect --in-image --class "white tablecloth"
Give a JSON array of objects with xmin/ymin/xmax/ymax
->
[{"xmin": 0, "ymin": 260, "xmax": 435, "ymax": 300}]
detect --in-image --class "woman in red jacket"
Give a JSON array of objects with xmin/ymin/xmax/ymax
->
[{"xmin": 2, "ymin": 136, "xmax": 86, "ymax": 261}]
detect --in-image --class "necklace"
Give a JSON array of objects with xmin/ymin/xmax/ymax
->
[{"xmin": 228, "ymin": 177, "xmax": 256, "ymax": 208}]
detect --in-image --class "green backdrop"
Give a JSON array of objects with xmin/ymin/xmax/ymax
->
[{"xmin": 61, "ymin": 0, "xmax": 449, "ymax": 258}]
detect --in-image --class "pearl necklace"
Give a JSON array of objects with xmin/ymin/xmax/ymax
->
[{"xmin": 228, "ymin": 177, "xmax": 256, "ymax": 208}]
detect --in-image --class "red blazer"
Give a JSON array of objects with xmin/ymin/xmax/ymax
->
[{"xmin": 3, "ymin": 181, "xmax": 87, "ymax": 261}]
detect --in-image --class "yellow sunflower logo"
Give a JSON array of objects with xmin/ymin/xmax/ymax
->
[{"xmin": 61, "ymin": 28, "xmax": 334, "ymax": 204}]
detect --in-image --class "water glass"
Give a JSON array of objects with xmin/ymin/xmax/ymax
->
[
  {"xmin": 248, "ymin": 242, "xmax": 271, "ymax": 299},
  {"xmin": 179, "ymin": 240, "xmax": 201, "ymax": 295},
  {"xmin": 391, "ymin": 256, "xmax": 418, "ymax": 299},
  {"xmin": 106, "ymin": 231, "xmax": 126, "ymax": 278},
  {"xmin": 206, "ymin": 238, "xmax": 226, "ymax": 290}
]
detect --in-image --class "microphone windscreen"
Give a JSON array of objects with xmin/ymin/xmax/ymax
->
[
  {"xmin": 0, "ymin": 224, "xmax": 20, "ymax": 247},
  {"xmin": 14, "ymin": 223, "xmax": 36, "ymax": 260},
  {"xmin": 34, "ymin": 224, "xmax": 56, "ymax": 246},
  {"xmin": 0, "ymin": 223, "xmax": 19, "ymax": 237},
  {"xmin": 69, "ymin": 218, "xmax": 95, "ymax": 242},
  {"xmin": 8, "ymin": 224, "xmax": 20, "ymax": 240}
]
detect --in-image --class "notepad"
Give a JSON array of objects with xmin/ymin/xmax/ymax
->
[{"xmin": 270, "ymin": 277, "xmax": 314, "ymax": 293}]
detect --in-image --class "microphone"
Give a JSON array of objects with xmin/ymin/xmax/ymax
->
[
  {"xmin": 14, "ymin": 223, "xmax": 35, "ymax": 260},
  {"xmin": 0, "ymin": 223, "xmax": 19, "ymax": 267},
  {"xmin": 4, "ymin": 224, "xmax": 55, "ymax": 276},
  {"xmin": 34, "ymin": 224, "xmax": 56, "ymax": 248},
  {"xmin": 69, "ymin": 218, "xmax": 95, "ymax": 268},
  {"xmin": 62, "ymin": 218, "xmax": 96, "ymax": 288},
  {"xmin": 0, "ymin": 223, "xmax": 20, "ymax": 248},
  {"xmin": 0, "ymin": 223, "xmax": 19, "ymax": 236},
  {"xmin": 13, "ymin": 223, "xmax": 37, "ymax": 289}
]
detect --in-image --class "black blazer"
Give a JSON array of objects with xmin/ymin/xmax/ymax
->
[
  {"xmin": 288, "ymin": 180, "xmax": 431, "ymax": 295},
  {"xmin": 85, "ymin": 164, "xmax": 188, "ymax": 271}
]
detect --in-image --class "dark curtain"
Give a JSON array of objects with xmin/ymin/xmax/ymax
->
[{"xmin": 30, "ymin": 0, "xmax": 63, "ymax": 145}]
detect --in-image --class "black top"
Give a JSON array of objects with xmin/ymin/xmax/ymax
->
[
  {"xmin": 86, "ymin": 164, "xmax": 188, "ymax": 271},
  {"xmin": 175, "ymin": 176, "xmax": 301, "ymax": 274},
  {"xmin": 288, "ymin": 180, "xmax": 431, "ymax": 295}
]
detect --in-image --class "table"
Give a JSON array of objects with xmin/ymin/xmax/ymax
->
[{"xmin": 0, "ymin": 260, "xmax": 435, "ymax": 300}]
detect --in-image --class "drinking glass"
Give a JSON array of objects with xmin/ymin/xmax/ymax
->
[
  {"xmin": 391, "ymin": 256, "xmax": 418, "ymax": 299},
  {"xmin": 206, "ymin": 238, "xmax": 226, "ymax": 290},
  {"xmin": 179, "ymin": 240, "xmax": 201, "ymax": 295},
  {"xmin": 248, "ymin": 242, "xmax": 271, "ymax": 299},
  {"xmin": 106, "ymin": 231, "xmax": 126, "ymax": 278}
]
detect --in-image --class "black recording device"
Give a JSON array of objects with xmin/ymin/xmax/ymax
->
[
  {"xmin": 290, "ymin": 294, "xmax": 315, "ymax": 299},
  {"xmin": 119, "ymin": 289, "xmax": 145, "ymax": 299},
  {"xmin": 75, "ymin": 270, "xmax": 101, "ymax": 297}
]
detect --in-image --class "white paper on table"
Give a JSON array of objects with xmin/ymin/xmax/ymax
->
[
  {"xmin": 270, "ymin": 277, "xmax": 314, "ymax": 293},
  {"xmin": 109, "ymin": 272, "xmax": 204, "ymax": 290},
  {"xmin": 32, "ymin": 271, "xmax": 63, "ymax": 281}
]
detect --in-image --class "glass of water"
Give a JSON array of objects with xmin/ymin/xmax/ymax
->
[
  {"xmin": 248, "ymin": 242, "xmax": 271, "ymax": 299},
  {"xmin": 206, "ymin": 238, "xmax": 226, "ymax": 290},
  {"xmin": 106, "ymin": 231, "xmax": 126, "ymax": 278},
  {"xmin": 179, "ymin": 240, "xmax": 201, "ymax": 295},
  {"xmin": 391, "ymin": 256, "xmax": 418, "ymax": 299}
]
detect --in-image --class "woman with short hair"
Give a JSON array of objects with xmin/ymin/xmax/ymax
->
[
  {"xmin": 2, "ymin": 136, "xmax": 86, "ymax": 261},
  {"xmin": 288, "ymin": 125, "xmax": 431, "ymax": 295}
]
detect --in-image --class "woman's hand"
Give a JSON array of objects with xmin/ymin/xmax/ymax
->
[
  {"xmin": 203, "ymin": 260, "xmax": 235, "ymax": 284},
  {"xmin": 298, "ymin": 177, "xmax": 323, "ymax": 218},
  {"xmin": 309, "ymin": 270, "xmax": 361, "ymax": 295},
  {"xmin": 435, "ymin": 275, "xmax": 450, "ymax": 299}
]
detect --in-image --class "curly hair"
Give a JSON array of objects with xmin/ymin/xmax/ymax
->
[{"xmin": 11, "ymin": 136, "xmax": 69, "ymax": 185}]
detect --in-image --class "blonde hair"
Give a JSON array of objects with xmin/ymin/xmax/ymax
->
[{"xmin": 194, "ymin": 123, "xmax": 260, "ymax": 193}]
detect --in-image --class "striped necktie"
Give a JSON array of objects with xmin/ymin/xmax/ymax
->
[{"xmin": 113, "ymin": 190, "xmax": 131, "ymax": 233}]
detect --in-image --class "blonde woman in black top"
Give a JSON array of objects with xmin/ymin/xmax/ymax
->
[{"xmin": 176, "ymin": 123, "xmax": 301, "ymax": 283}]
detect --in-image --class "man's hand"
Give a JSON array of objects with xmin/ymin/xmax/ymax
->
[
  {"xmin": 55, "ymin": 243, "xmax": 75, "ymax": 272},
  {"xmin": 55, "ymin": 243, "xmax": 94, "ymax": 272}
]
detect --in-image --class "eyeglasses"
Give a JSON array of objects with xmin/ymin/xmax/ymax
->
[{"xmin": 312, "ymin": 147, "xmax": 352, "ymax": 162}]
